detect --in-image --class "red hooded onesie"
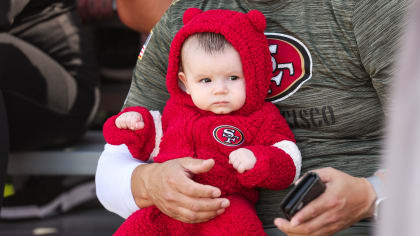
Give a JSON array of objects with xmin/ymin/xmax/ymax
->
[{"xmin": 103, "ymin": 8, "xmax": 301, "ymax": 236}]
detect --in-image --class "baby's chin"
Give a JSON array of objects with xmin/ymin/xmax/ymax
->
[{"xmin": 211, "ymin": 108, "xmax": 236, "ymax": 115}]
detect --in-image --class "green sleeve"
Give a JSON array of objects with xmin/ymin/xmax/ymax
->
[
  {"xmin": 353, "ymin": 0, "xmax": 411, "ymax": 111},
  {"xmin": 123, "ymin": 3, "xmax": 183, "ymax": 112}
]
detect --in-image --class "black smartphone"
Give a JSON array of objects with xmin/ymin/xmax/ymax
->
[{"xmin": 279, "ymin": 172, "xmax": 326, "ymax": 220}]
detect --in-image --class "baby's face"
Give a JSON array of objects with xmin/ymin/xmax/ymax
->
[{"xmin": 178, "ymin": 38, "xmax": 246, "ymax": 114}]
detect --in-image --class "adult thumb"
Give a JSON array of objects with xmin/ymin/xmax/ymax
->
[{"xmin": 179, "ymin": 158, "xmax": 215, "ymax": 175}]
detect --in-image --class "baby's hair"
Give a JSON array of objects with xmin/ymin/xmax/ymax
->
[
  {"xmin": 191, "ymin": 32, "xmax": 232, "ymax": 54},
  {"xmin": 179, "ymin": 32, "xmax": 233, "ymax": 72}
]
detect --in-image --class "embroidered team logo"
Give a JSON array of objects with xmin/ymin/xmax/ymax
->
[
  {"xmin": 213, "ymin": 125, "xmax": 245, "ymax": 147},
  {"xmin": 265, "ymin": 33, "xmax": 313, "ymax": 102}
]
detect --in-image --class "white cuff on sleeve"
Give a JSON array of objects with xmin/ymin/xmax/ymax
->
[
  {"xmin": 273, "ymin": 140, "xmax": 302, "ymax": 183},
  {"xmin": 95, "ymin": 143, "xmax": 144, "ymax": 219}
]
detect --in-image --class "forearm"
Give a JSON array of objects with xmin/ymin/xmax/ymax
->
[
  {"xmin": 130, "ymin": 162, "xmax": 159, "ymax": 208},
  {"xmin": 95, "ymin": 144, "xmax": 143, "ymax": 219},
  {"xmin": 116, "ymin": 0, "xmax": 172, "ymax": 33}
]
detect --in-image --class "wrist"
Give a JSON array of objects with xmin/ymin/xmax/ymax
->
[
  {"xmin": 361, "ymin": 177, "xmax": 377, "ymax": 219},
  {"xmin": 131, "ymin": 163, "xmax": 156, "ymax": 208},
  {"xmin": 365, "ymin": 174, "xmax": 387, "ymax": 220}
]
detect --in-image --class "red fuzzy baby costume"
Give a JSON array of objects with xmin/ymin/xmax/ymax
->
[{"xmin": 103, "ymin": 8, "xmax": 301, "ymax": 236}]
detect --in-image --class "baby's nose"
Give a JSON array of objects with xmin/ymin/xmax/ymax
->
[{"xmin": 213, "ymin": 80, "xmax": 228, "ymax": 94}]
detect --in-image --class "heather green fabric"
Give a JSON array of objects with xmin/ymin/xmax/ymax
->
[
  {"xmin": 265, "ymin": 220, "xmax": 372, "ymax": 235},
  {"xmin": 123, "ymin": 0, "xmax": 409, "ymax": 230}
]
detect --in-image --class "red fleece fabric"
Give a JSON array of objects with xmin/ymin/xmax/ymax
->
[
  {"xmin": 103, "ymin": 8, "xmax": 299, "ymax": 236},
  {"xmin": 103, "ymin": 106, "xmax": 155, "ymax": 161}
]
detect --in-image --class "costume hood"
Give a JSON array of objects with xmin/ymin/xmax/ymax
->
[{"xmin": 166, "ymin": 8, "xmax": 272, "ymax": 115}]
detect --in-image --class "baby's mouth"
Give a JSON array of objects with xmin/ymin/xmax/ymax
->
[{"xmin": 213, "ymin": 101, "xmax": 229, "ymax": 105}]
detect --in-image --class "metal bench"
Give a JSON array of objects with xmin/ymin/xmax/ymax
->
[{"xmin": 7, "ymin": 130, "xmax": 105, "ymax": 176}]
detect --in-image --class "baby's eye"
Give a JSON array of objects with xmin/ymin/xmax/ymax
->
[
  {"xmin": 229, "ymin": 76, "xmax": 239, "ymax": 81},
  {"xmin": 199, "ymin": 78, "xmax": 211, "ymax": 83}
]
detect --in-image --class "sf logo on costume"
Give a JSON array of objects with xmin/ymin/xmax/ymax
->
[
  {"xmin": 213, "ymin": 125, "xmax": 245, "ymax": 147},
  {"xmin": 265, "ymin": 33, "xmax": 313, "ymax": 102}
]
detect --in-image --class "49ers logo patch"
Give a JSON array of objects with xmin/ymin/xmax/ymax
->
[
  {"xmin": 265, "ymin": 33, "xmax": 313, "ymax": 102},
  {"xmin": 213, "ymin": 125, "xmax": 244, "ymax": 147}
]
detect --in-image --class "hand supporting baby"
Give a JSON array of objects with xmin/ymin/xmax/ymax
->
[
  {"xmin": 115, "ymin": 111, "xmax": 144, "ymax": 130},
  {"xmin": 228, "ymin": 148, "xmax": 256, "ymax": 173}
]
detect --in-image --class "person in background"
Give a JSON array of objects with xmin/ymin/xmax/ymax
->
[
  {"xmin": 114, "ymin": 0, "xmax": 172, "ymax": 33},
  {"xmin": 95, "ymin": 0, "xmax": 411, "ymax": 235},
  {"xmin": 0, "ymin": 0, "xmax": 99, "ymax": 219},
  {"xmin": 77, "ymin": 0, "xmax": 172, "ymax": 33},
  {"xmin": 377, "ymin": 1, "xmax": 420, "ymax": 236}
]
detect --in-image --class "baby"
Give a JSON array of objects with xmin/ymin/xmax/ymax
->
[{"xmin": 103, "ymin": 8, "xmax": 301, "ymax": 236}]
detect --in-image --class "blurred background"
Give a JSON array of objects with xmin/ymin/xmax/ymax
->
[
  {"xmin": 1, "ymin": 0, "xmax": 419, "ymax": 235},
  {"xmin": 0, "ymin": 0, "xmax": 169, "ymax": 235}
]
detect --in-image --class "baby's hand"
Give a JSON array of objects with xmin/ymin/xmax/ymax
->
[
  {"xmin": 115, "ymin": 111, "xmax": 144, "ymax": 130},
  {"xmin": 228, "ymin": 148, "xmax": 256, "ymax": 173}
]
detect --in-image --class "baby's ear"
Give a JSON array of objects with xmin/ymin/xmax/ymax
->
[
  {"xmin": 183, "ymin": 8, "xmax": 203, "ymax": 25},
  {"xmin": 178, "ymin": 72, "xmax": 190, "ymax": 94},
  {"xmin": 246, "ymin": 10, "xmax": 266, "ymax": 33}
]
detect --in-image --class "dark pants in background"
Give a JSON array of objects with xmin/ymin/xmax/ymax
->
[{"xmin": 0, "ymin": 0, "xmax": 99, "ymax": 151}]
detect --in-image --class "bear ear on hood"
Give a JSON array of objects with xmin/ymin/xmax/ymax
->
[
  {"xmin": 183, "ymin": 8, "xmax": 203, "ymax": 25},
  {"xmin": 246, "ymin": 10, "xmax": 266, "ymax": 33}
]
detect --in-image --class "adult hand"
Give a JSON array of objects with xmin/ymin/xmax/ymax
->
[
  {"xmin": 274, "ymin": 167, "xmax": 376, "ymax": 236},
  {"xmin": 131, "ymin": 157, "xmax": 230, "ymax": 223}
]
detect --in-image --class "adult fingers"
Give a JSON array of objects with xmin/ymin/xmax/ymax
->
[
  {"xmin": 275, "ymin": 208, "xmax": 346, "ymax": 236},
  {"xmin": 274, "ymin": 218, "xmax": 324, "ymax": 236},
  {"xmin": 173, "ymin": 205, "xmax": 226, "ymax": 223},
  {"xmin": 283, "ymin": 167, "xmax": 374, "ymax": 235},
  {"xmin": 179, "ymin": 158, "xmax": 215, "ymax": 175},
  {"xmin": 170, "ymin": 193, "xmax": 229, "ymax": 219},
  {"xmin": 174, "ymin": 158, "xmax": 222, "ymax": 198},
  {"xmin": 310, "ymin": 167, "xmax": 335, "ymax": 183},
  {"xmin": 152, "ymin": 186, "xmax": 226, "ymax": 223},
  {"xmin": 288, "ymin": 190, "xmax": 333, "ymax": 227},
  {"xmin": 150, "ymin": 158, "xmax": 228, "ymax": 223},
  {"xmin": 275, "ymin": 218, "xmax": 318, "ymax": 236},
  {"xmin": 289, "ymin": 167, "xmax": 338, "ymax": 226},
  {"xmin": 174, "ymin": 174, "xmax": 226, "ymax": 201},
  {"xmin": 275, "ymin": 218, "xmax": 300, "ymax": 235},
  {"xmin": 292, "ymin": 209, "xmax": 347, "ymax": 236}
]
